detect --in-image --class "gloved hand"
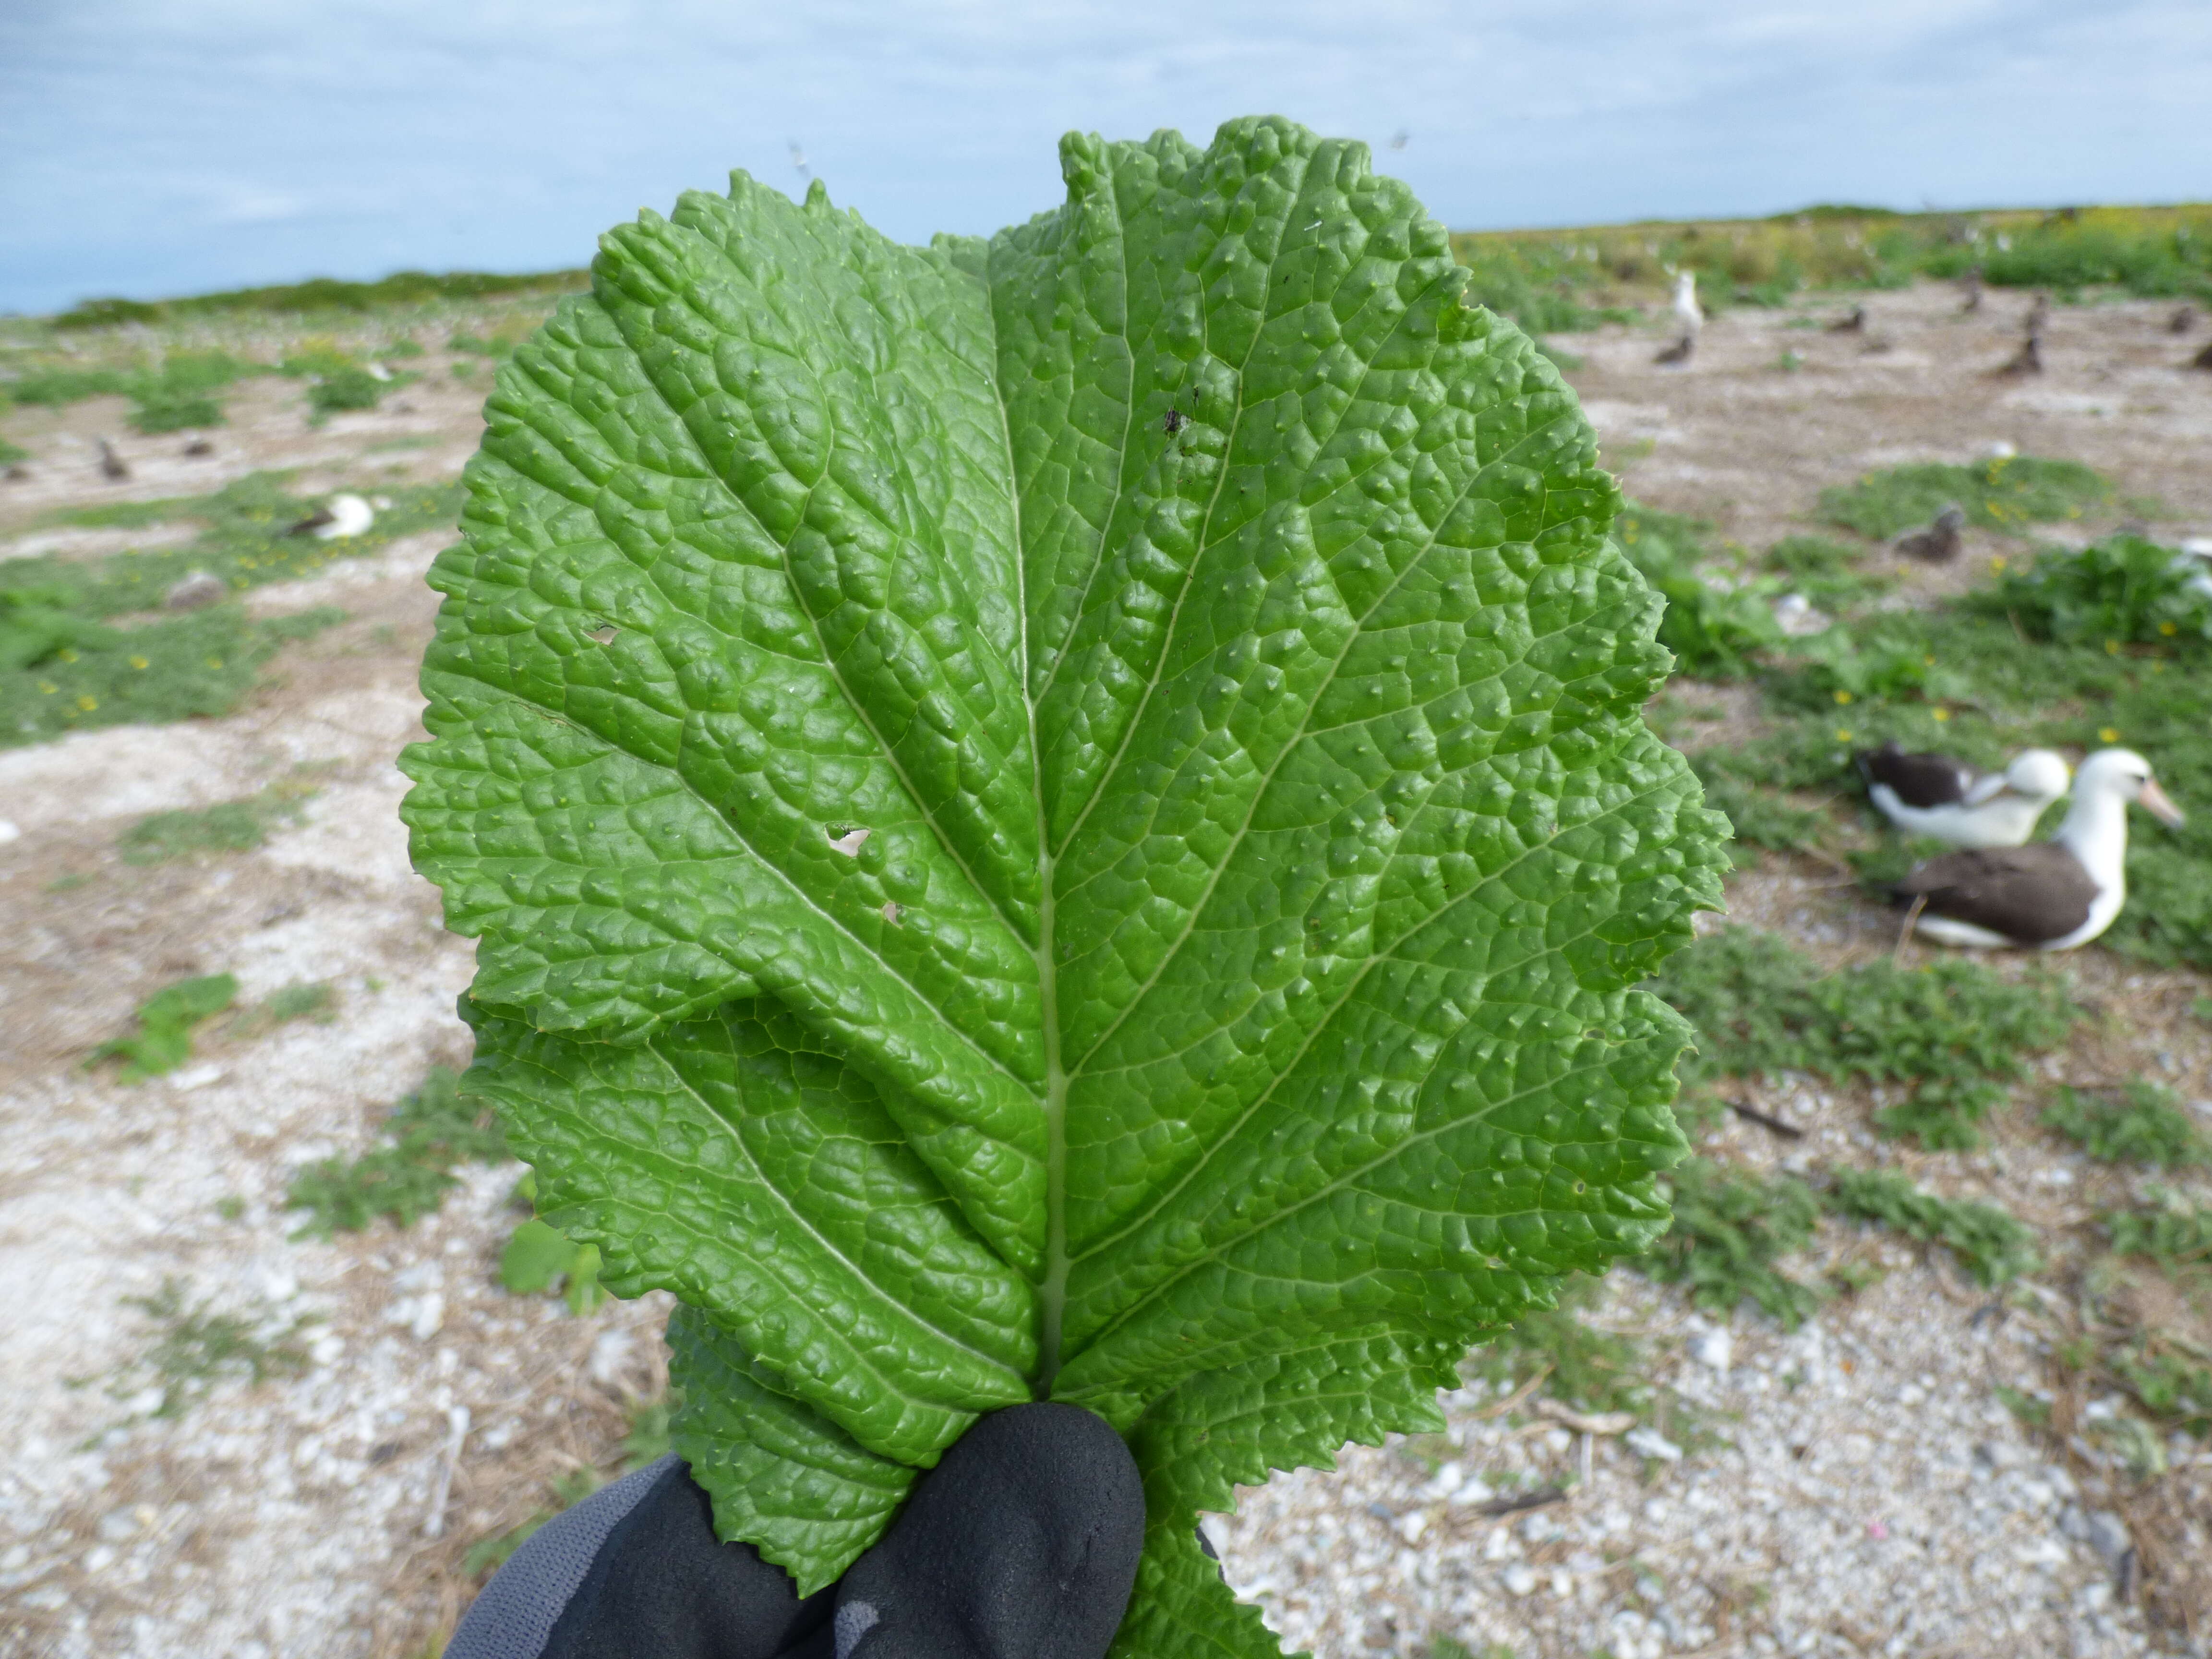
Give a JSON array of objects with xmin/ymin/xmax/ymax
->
[{"xmin": 445, "ymin": 1402, "xmax": 1147, "ymax": 1659}]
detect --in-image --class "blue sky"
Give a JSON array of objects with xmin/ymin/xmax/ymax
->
[{"xmin": 3, "ymin": 0, "xmax": 2207, "ymax": 315}]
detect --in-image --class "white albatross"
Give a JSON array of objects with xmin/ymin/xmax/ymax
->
[
  {"xmin": 1895, "ymin": 749, "xmax": 2185, "ymax": 950},
  {"xmin": 1856, "ymin": 742, "xmax": 2069, "ymax": 849}
]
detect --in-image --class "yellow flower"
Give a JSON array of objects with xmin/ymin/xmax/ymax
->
[
  {"xmin": 2105, "ymin": 639, "xmax": 2121, "ymax": 655},
  {"xmin": 76, "ymin": 695, "xmax": 97, "ymax": 712},
  {"xmin": 2159, "ymin": 621, "xmax": 2178, "ymax": 636},
  {"xmin": 36, "ymin": 680, "xmax": 57, "ymax": 695},
  {"xmin": 1932, "ymin": 707, "xmax": 1951, "ymax": 721},
  {"xmin": 1835, "ymin": 728, "xmax": 1853, "ymax": 741},
  {"xmin": 57, "ymin": 647, "xmax": 78, "ymax": 663},
  {"xmin": 1833, "ymin": 689, "xmax": 1853, "ymax": 705},
  {"xmin": 206, "ymin": 656, "xmax": 224, "ymax": 669},
  {"xmin": 1989, "ymin": 555, "xmax": 2008, "ymax": 574},
  {"xmin": 1923, "ymin": 654, "xmax": 1936, "ymax": 667},
  {"xmin": 129, "ymin": 655, "xmax": 149, "ymax": 670},
  {"xmin": 2099, "ymin": 727, "xmax": 2121, "ymax": 743}
]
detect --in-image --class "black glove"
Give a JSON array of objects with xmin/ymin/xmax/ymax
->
[{"xmin": 446, "ymin": 1402, "xmax": 1146, "ymax": 1659}]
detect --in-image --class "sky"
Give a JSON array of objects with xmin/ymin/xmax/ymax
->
[{"xmin": 3, "ymin": 0, "xmax": 2208, "ymax": 315}]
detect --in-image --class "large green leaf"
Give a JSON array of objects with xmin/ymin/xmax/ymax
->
[{"xmin": 403, "ymin": 115, "xmax": 1726, "ymax": 1618}]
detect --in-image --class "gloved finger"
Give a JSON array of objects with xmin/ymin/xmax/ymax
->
[
  {"xmin": 827, "ymin": 1403, "xmax": 1144, "ymax": 1659},
  {"xmin": 447, "ymin": 1455, "xmax": 832, "ymax": 1659}
]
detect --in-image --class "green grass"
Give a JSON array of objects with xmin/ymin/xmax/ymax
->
[
  {"xmin": 285, "ymin": 1067, "xmax": 507, "ymax": 1239},
  {"xmin": 1462, "ymin": 1275, "xmax": 1651, "ymax": 1419},
  {"xmin": 1633, "ymin": 1160, "xmax": 1826, "ymax": 1328},
  {"xmin": 1688, "ymin": 758, "xmax": 1829, "ymax": 866},
  {"xmin": 0, "ymin": 473, "xmax": 455, "ymax": 747},
  {"xmin": 1818, "ymin": 456, "xmax": 2115, "ymax": 541},
  {"xmin": 118, "ymin": 784, "xmax": 313, "ymax": 864},
  {"xmin": 109, "ymin": 1277, "xmax": 313, "ymax": 1420},
  {"xmin": 1764, "ymin": 535, "xmax": 1893, "ymax": 612},
  {"xmin": 2108, "ymin": 1342, "xmax": 2212, "ymax": 1438},
  {"xmin": 51, "ymin": 268, "xmax": 586, "ymax": 330},
  {"xmin": 88, "ymin": 974, "xmax": 238, "ymax": 1082},
  {"xmin": 2042, "ymin": 1081, "xmax": 2209, "ymax": 1167},
  {"xmin": 1647, "ymin": 926, "xmax": 2079, "ymax": 1148},
  {"xmin": 1448, "ymin": 204, "xmax": 2212, "ymax": 319},
  {"xmin": 2105, "ymin": 1190, "xmax": 2212, "ymax": 1265},
  {"xmin": 1826, "ymin": 1168, "xmax": 2041, "ymax": 1287}
]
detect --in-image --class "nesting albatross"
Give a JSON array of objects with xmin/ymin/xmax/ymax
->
[
  {"xmin": 1894, "ymin": 749, "xmax": 2184, "ymax": 950},
  {"xmin": 1857, "ymin": 742, "xmax": 2070, "ymax": 848}
]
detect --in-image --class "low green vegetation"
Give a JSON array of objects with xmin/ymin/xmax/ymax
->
[
  {"xmin": 0, "ymin": 473, "xmax": 456, "ymax": 747},
  {"xmin": 2105, "ymin": 1190, "xmax": 2212, "ymax": 1265},
  {"xmin": 51, "ymin": 267, "xmax": 585, "ymax": 329},
  {"xmin": 2042, "ymin": 1081, "xmax": 2210, "ymax": 1167},
  {"xmin": 285, "ymin": 1067, "xmax": 507, "ymax": 1239},
  {"xmin": 89, "ymin": 974, "xmax": 238, "ymax": 1082},
  {"xmin": 106, "ymin": 1277, "xmax": 313, "ymax": 1421},
  {"xmin": 1688, "ymin": 758, "xmax": 1829, "ymax": 866},
  {"xmin": 1826, "ymin": 1168, "xmax": 2042, "ymax": 1287},
  {"xmin": 1462, "ymin": 1275, "xmax": 1651, "ymax": 1419},
  {"xmin": 1633, "ymin": 1160, "xmax": 1825, "ymax": 1327},
  {"xmin": 1818, "ymin": 456, "xmax": 2114, "ymax": 540},
  {"xmin": 118, "ymin": 783, "xmax": 313, "ymax": 864},
  {"xmin": 1614, "ymin": 504, "xmax": 1780, "ymax": 681},
  {"xmin": 1647, "ymin": 926, "xmax": 2079, "ymax": 1148},
  {"xmin": 501, "ymin": 1216, "xmax": 607, "ymax": 1315},
  {"xmin": 1450, "ymin": 203, "xmax": 2212, "ymax": 320}
]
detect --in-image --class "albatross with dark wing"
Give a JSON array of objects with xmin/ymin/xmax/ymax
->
[
  {"xmin": 1894, "ymin": 749, "xmax": 2184, "ymax": 950},
  {"xmin": 1857, "ymin": 742, "xmax": 2069, "ymax": 848}
]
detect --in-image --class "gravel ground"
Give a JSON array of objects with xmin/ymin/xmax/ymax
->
[{"xmin": 1, "ymin": 288, "xmax": 2209, "ymax": 1657}]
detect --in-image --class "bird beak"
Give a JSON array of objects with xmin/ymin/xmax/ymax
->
[{"xmin": 2139, "ymin": 777, "xmax": 2187, "ymax": 828}]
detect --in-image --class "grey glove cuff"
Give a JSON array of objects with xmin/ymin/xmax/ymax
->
[{"xmin": 446, "ymin": 1456, "xmax": 677, "ymax": 1659}]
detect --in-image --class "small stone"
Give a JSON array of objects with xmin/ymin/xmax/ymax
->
[
  {"xmin": 1502, "ymin": 1563, "xmax": 1538, "ymax": 1597},
  {"xmin": 409, "ymin": 1292, "xmax": 445, "ymax": 1341},
  {"xmin": 164, "ymin": 570, "xmax": 228, "ymax": 611},
  {"xmin": 1626, "ymin": 1426, "xmax": 1683, "ymax": 1462},
  {"xmin": 2083, "ymin": 1510, "xmax": 2130, "ymax": 1567},
  {"xmin": 1395, "ymin": 1509, "xmax": 1429, "ymax": 1544},
  {"xmin": 0, "ymin": 820, "xmax": 17, "ymax": 844},
  {"xmin": 1689, "ymin": 1326, "xmax": 1733, "ymax": 1371},
  {"xmin": 1420, "ymin": 1461, "xmax": 1464, "ymax": 1500}
]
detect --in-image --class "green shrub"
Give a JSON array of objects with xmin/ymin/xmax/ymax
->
[
  {"xmin": 129, "ymin": 390, "xmax": 224, "ymax": 433},
  {"xmin": 306, "ymin": 366, "xmax": 386, "ymax": 416},
  {"xmin": 1819, "ymin": 456, "xmax": 2114, "ymax": 540},
  {"xmin": 1615, "ymin": 505, "xmax": 1782, "ymax": 680},
  {"xmin": 1827, "ymin": 1168, "xmax": 2041, "ymax": 1286},
  {"xmin": 1976, "ymin": 534, "xmax": 2212, "ymax": 648}
]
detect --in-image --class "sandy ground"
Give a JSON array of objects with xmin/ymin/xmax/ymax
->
[{"xmin": 1, "ymin": 289, "xmax": 2210, "ymax": 1657}]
